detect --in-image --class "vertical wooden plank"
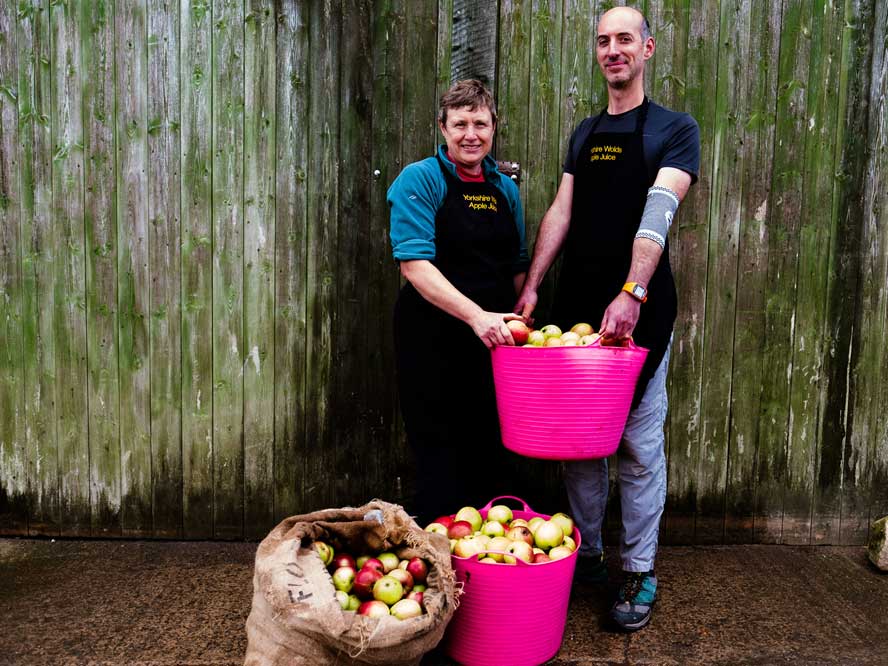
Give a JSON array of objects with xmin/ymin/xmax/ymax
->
[
  {"xmin": 723, "ymin": 0, "xmax": 782, "ymax": 544},
  {"xmin": 0, "ymin": 0, "xmax": 28, "ymax": 534},
  {"xmin": 662, "ymin": 0, "xmax": 715, "ymax": 545},
  {"xmin": 450, "ymin": 0, "xmax": 497, "ymax": 86},
  {"xmin": 645, "ymin": 0, "xmax": 683, "ymax": 112},
  {"xmin": 692, "ymin": 0, "xmax": 737, "ymax": 545},
  {"xmin": 783, "ymin": 0, "xmax": 845, "ymax": 544},
  {"xmin": 558, "ymin": 0, "xmax": 595, "ymax": 171},
  {"xmin": 368, "ymin": 0, "xmax": 408, "ymax": 508},
  {"xmin": 180, "ymin": 0, "xmax": 214, "ymax": 538},
  {"xmin": 273, "ymin": 0, "xmax": 309, "ymax": 521},
  {"xmin": 51, "ymin": 0, "xmax": 91, "ymax": 537},
  {"xmin": 211, "ymin": 0, "xmax": 245, "ymax": 538},
  {"xmin": 18, "ymin": 0, "xmax": 59, "ymax": 537},
  {"xmin": 436, "ymin": 0, "xmax": 453, "ymax": 98},
  {"xmin": 243, "ymin": 0, "xmax": 275, "ymax": 537},
  {"xmin": 302, "ymin": 0, "xmax": 339, "ymax": 511},
  {"xmin": 82, "ymin": 0, "xmax": 121, "ymax": 537},
  {"xmin": 860, "ymin": 0, "xmax": 888, "ymax": 532},
  {"xmin": 148, "ymin": 0, "xmax": 183, "ymax": 538},
  {"xmin": 753, "ymin": 0, "xmax": 810, "ymax": 544},
  {"xmin": 402, "ymin": 1, "xmax": 438, "ymax": 162},
  {"xmin": 117, "ymin": 0, "xmax": 152, "ymax": 537},
  {"xmin": 836, "ymin": 0, "xmax": 884, "ymax": 543},
  {"xmin": 330, "ymin": 0, "xmax": 373, "ymax": 507}
]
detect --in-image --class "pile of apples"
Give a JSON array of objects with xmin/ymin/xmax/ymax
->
[
  {"xmin": 425, "ymin": 505, "xmax": 577, "ymax": 564},
  {"xmin": 506, "ymin": 321, "xmax": 603, "ymax": 347},
  {"xmin": 314, "ymin": 541, "xmax": 430, "ymax": 620}
]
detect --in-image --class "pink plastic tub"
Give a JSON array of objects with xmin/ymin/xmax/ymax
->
[
  {"xmin": 444, "ymin": 496, "xmax": 581, "ymax": 666},
  {"xmin": 491, "ymin": 338, "xmax": 649, "ymax": 460}
]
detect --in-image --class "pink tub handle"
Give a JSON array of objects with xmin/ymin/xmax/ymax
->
[
  {"xmin": 588, "ymin": 335, "xmax": 640, "ymax": 351},
  {"xmin": 480, "ymin": 495, "xmax": 532, "ymax": 513}
]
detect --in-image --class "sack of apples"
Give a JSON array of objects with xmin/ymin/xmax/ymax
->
[{"xmin": 245, "ymin": 499, "xmax": 458, "ymax": 666}]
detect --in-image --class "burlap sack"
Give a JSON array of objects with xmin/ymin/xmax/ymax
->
[{"xmin": 245, "ymin": 499, "xmax": 459, "ymax": 666}]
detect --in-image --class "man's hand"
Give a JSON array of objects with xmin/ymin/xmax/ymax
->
[
  {"xmin": 599, "ymin": 292, "xmax": 642, "ymax": 340},
  {"xmin": 513, "ymin": 287, "xmax": 539, "ymax": 326},
  {"xmin": 469, "ymin": 311, "xmax": 525, "ymax": 349}
]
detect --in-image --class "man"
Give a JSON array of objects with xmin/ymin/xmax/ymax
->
[{"xmin": 515, "ymin": 7, "xmax": 700, "ymax": 632}]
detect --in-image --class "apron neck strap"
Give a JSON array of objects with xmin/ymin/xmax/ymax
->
[{"xmin": 589, "ymin": 96, "xmax": 650, "ymax": 134}]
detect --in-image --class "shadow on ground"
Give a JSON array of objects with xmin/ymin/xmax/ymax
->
[{"xmin": 2, "ymin": 539, "xmax": 886, "ymax": 665}]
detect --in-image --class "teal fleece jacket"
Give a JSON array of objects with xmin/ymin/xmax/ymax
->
[{"xmin": 387, "ymin": 146, "xmax": 530, "ymax": 273}]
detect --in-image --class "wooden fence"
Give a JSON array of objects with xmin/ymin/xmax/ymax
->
[{"xmin": 0, "ymin": 0, "xmax": 886, "ymax": 544}]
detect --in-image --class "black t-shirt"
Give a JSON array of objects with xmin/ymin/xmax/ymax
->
[{"xmin": 563, "ymin": 99, "xmax": 700, "ymax": 185}]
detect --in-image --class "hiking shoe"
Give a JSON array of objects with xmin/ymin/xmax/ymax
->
[
  {"xmin": 611, "ymin": 570, "xmax": 657, "ymax": 632},
  {"xmin": 573, "ymin": 552, "xmax": 608, "ymax": 584}
]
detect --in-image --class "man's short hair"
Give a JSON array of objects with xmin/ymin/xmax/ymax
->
[{"xmin": 438, "ymin": 79, "xmax": 498, "ymax": 126}]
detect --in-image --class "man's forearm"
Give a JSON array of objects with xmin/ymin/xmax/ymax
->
[{"xmin": 625, "ymin": 237, "xmax": 663, "ymax": 289}]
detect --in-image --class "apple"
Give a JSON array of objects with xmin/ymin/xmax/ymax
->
[
  {"xmin": 387, "ymin": 567, "xmax": 414, "ymax": 591},
  {"xmin": 453, "ymin": 536, "xmax": 484, "ymax": 560},
  {"xmin": 406, "ymin": 589, "xmax": 425, "ymax": 606},
  {"xmin": 361, "ymin": 557, "xmax": 384, "ymax": 572},
  {"xmin": 398, "ymin": 559, "xmax": 408, "ymax": 570},
  {"xmin": 335, "ymin": 590, "xmax": 350, "ymax": 609},
  {"xmin": 509, "ymin": 518, "xmax": 529, "ymax": 529},
  {"xmin": 332, "ymin": 566, "xmax": 356, "ymax": 593},
  {"xmin": 479, "ymin": 557, "xmax": 499, "ymax": 564},
  {"xmin": 425, "ymin": 522, "xmax": 448, "ymax": 536},
  {"xmin": 449, "ymin": 538, "xmax": 457, "ymax": 553},
  {"xmin": 506, "ymin": 525, "xmax": 534, "ymax": 546},
  {"xmin": 548, "ymin": 545, "xmax": 573, "ymax": 561},
  {"xmin": 527, "ymin": 330, "xmax": 546, "ymax": 346},
  {"xmin": 506, "ymin": 319, "xmax": 531, "ymax": 345},
  {"xmin": 550, "ymin": 512, "xmax": 575, "ymax": 538},
  {"xmin": 377, "ymin": 552, "xmax": 400, "ymax": 573},
  {"xmin": 314, "ymin": 541, "xmax": 334, "ymax": 567},
  {"xmin": 540, "ymin": 324, "xmax": 562, "ymax": 339},
  {"xmin": 485, "ymin": 536, "xmax": 511, "ymax": 563},
  {"xmin": 432, "ymin": 515, "xmax": 455, "ymax": 529},
  {"xmin": 372, "ymin": 575, "xmax": 404, "ymax": 606},
  {"xmin": 504, "ymin": 540, "xmax": 534, "ymax": 564},
  {"xmin": 353, "ymin": 567, "xmax": 384, "ymax": 599},
  {"xmin": 527, "ymin": 516, "xmax": 545, "ymax": 533},
  {"xmin": 357, "ymin": 600, "xmax": 390, "ymax": 618},
  {"xmin": 570, "ymin": 322, "xmax": 594, "ymax": 337},
  {"xmin": 455, "ymin": 506, "xmax": 483, "ymax": 532},
  {"xmin": 447, "ymin": 520, "xmax": 474, "ymax": 540},
  {"xmin": 533, "ymin": 520, "xmax": 565, "ymax": 550},
  {"xmin": 532, "ymin": 552, "xmax": 552, "ymax": 564},
  {"xmin": 390, "ymin": 598, "xmax": 423, "ymax": 620},
  {"xmin": 347, "ymin": 594, "xmax": 361, "ymax": 611},
  {"xmin": 356, "ymin": 555, "xmax": 372, "ymax": 569},
  {"xmin": 405, "ymin": 557, "xmax": 429, "ymax": 585},
  {"xmin": 562, "ymin": 535, "xmax": 577, "ymax": 552},
  {"xmin": 580, "ymin": 333, "xmax": 601, "ymax": 346},
  {"xmin": 486, "ymin": 504, "xmax": 513, "ymax": 525},
  {"xmin": 544, "ymin": 337, "xmax": 564, "ymax": 347},
  {"xmin": 563, "ymin": 338, "xmax": 579, "ymax": 346},
  {"xmin": 331, "ymin": 553, "xmax": 357, "ymax": 572},
  {"xmin": 560, "ymin": 331, "xmax": 580, "ymax": 344},
  {"xmin": 481, "ymin": 521, "xmax": 505, "ymax": 538}
]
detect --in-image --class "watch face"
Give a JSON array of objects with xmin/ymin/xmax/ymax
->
[{"xmin": 633, "ymin": 285, "xmax": 646, "ymax": 298}]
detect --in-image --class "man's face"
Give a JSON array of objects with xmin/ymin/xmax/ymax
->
[
  {"xmin": 439, "ymin": 105, "xmax": 495, "ymax": 170},
  {"xmin": 596, "ymin": 9, "xmax": 654, "ymax": 89}
]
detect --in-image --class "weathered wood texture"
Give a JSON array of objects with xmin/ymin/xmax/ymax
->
[{"xmin": 1, "ymin": 0, "xmax": 886, "ymax": 544}]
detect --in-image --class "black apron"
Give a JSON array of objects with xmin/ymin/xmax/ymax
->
[
  {"xmin": 393, "ymin": 155, "xmax": 524, "ymax": 522},
  {"xmin": 553, "ymin": 98, "xmax": 677, "ymax": 407}
]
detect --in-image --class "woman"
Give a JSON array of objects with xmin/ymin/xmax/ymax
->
[{"xmin": 388, "ymin": 80, "xmax": 530, "ymax": 523}]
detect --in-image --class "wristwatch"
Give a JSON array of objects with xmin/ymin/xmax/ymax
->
[{"xmin": 622, "ymin": 282, "xmax": 648, "ymax": 303}]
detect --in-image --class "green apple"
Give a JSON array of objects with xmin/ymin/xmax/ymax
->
[
  {"xmin": 540, "ymin": 324, "xmax": 562, "ymax": 339},
  {"xmin": 528, "ymin": 330, "xmax": 546, "ymax": 346},
  {"xmin": 455, "ymin": 506, "xmax": 483, "ymax": 532},
  {"xmin": 486, "ymin": 504, "xmax": 513, "ymax": 525},
  {"xmin": 533, "ymin": 520, "xmax": 564, "ymax": 550},
  {"xmin": 550, "ymin": 512, "xmax": 575, "ymax": 538},
  {"xmin": 372, "ymin": 575, "xmax": 404, "ymax": 606}
]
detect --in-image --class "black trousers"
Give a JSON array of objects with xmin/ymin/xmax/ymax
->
[{"xmin": 394, "ymin": 287, "xmax": 526, "ymax": 526}]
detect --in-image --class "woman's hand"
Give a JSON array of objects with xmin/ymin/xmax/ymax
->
[{"xmin": 469, "ymin": 311, "xmax": 526, "ymax": 349}]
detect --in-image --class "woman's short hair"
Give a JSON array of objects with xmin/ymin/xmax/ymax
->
[{"xmin": 438, "ymin": 79, "xmax": 497, "ymax": 126}]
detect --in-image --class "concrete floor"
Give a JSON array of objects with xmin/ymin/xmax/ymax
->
[{"xmin": 1, "ymin": 538, "xmax": 886, "ymax": 665}]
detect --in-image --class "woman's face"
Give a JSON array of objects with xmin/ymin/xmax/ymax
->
[{"xmin": 439, "ymin": 105, "xmax": 495, "ymax": 171}]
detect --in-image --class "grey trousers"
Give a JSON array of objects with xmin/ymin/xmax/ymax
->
[{"xmin": 562, "ymin": 339, "xmax": 671, "ymax": 573}]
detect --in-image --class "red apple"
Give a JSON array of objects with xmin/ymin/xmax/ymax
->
[
  {"xmin": 506, "ymin": 525, "xmax": 535, "ymax": 546},
  {"xmin": 506, "ymin": 319, "xmax": 531, "ymax": 345},
  {"xmin": 361, "ymin": 557, "xmax": 384, "ymax": 572},
  {"xmin": 532, "ymin": 552, "xmax": 551, "ymax": 564},
  {"xmin": 353, "ymin": 567, "xmax": 384, "ymax": 600},
  {"xmin": 357, "ymin": 600, "xmax": 390, "ymax": 618},
  {"xmin": 504, "ymin": 540, "xmax": 534, "ymax": 564},
  {"xmin": 447, "ymin": 520, "xmax": 474, "ymax": 539},
  {"xmin": 331, "ymin": 553, "xmax": 357, "ymax": 572},
  {"xmin": 387, "ymin": 567, "xmax": 414, "ymax": 591},
  {"xmin": 406, "ymin": 589, "xmax": 424, "ymax": 607},
  {"xmin": 405, "ymin": 557, "xmax": 428, "ymax": 585},
  {"xmin": 432, "ymin": 515, "xmax": 455, "ymax": 529}
]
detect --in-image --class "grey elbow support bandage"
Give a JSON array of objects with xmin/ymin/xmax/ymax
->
[{"xmin": 635, "ymin": 185, "xmax": 679, "ymax": 249}]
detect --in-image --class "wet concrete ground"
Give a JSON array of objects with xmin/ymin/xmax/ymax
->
[{"xmin": 2, "ymin": 538, "xmax": 886, "ymax": 665}]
